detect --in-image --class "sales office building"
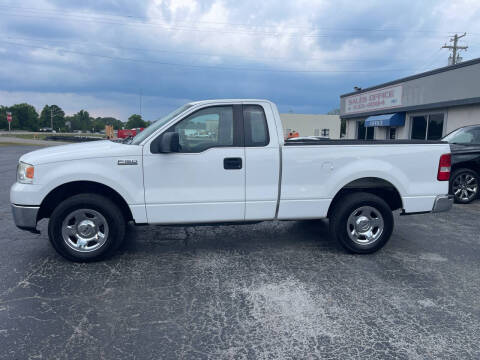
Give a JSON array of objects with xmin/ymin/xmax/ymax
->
[{"xmin": 340, "ymin": 57, "xmax": 480, "ymax": 140}]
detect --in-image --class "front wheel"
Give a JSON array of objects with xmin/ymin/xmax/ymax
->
[
  {"xmin": 48, "ymin": 193, "xmax": 126, "ymax": 262},
  {"xmin": 329, "ymin": 192, "xmax": 394, "ymax": 254}
]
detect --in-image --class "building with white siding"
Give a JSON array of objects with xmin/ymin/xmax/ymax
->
[
  {"xmin": 340, "ymin": 58, "xmax": 480, "ymax": 140},
  {"xmin": 280, "ymin": 113, "xmax": 341, "ymax": 139}
]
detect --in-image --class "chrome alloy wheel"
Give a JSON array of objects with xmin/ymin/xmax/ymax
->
[
  {"xmin": 452, "ymin": 173, "xmax": 478, "ymax": 202},
  {"xmin": 61, "ymin": 209, "xmax": 109, "ymax": 252},
  {"xmin": 346, "ymin": 206, "xmax": 384, "ymax": 246}
]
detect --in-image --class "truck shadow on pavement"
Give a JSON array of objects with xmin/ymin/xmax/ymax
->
[{"xmin": 118, "ymin": 219, "xmax": 342, "ymax": 258}]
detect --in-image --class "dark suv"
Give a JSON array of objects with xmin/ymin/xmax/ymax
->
[{"xmin": 442, "ymin": 125, "xmax": 480, "ymax": 203}]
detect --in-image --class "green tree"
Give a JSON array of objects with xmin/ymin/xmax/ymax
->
[
  {"xmin": 0, "ymin": 106, "xmax": 8, "ymax": 130},
  {"xmin": 91, "ymin": 117, "xmax": 125, "ymax": 132},
  {"xmin": 126, "ymin": 114, "xmax": 147, "ymax": 129},
  {"xmin": 71, "ymin": 110, "xmax": 91, "ymax": 131},
  {"xmin": 39, "ymin": 104, "xmax": 65, "ymax": 131},
  {"xmin": 64, "ymin": 115, "xmax": 74, "ymax": 132},
  {"xmin": 8, "ymin": 103, "xmax": 40, "ymax": 131}
]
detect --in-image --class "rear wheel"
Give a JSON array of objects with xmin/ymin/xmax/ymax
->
[
  {"xmin": 48, "ymin": 193, "xmax": 125, "ymax": 262},
  {"xmin": 329, "ymin": 192, "xmax": 394, "ymax": 254},
  {"xmin": 450, "ymin": 169, "xmax": 479, "ymax": 204}
]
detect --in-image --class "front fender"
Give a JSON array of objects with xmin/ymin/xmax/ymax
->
[{"xmin": 10, "ymin": 157, "xmax": 144, "ymax": 206}]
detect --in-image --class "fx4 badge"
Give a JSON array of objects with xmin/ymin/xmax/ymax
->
[{"xmin": 118, "ymin": 159, "xmax": 138, "ymax": 166}]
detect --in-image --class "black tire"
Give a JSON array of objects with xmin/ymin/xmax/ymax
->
[
  {"xmin": 48, "ymin": 193, "xmax": 126, "ymax": 262},
  {"xmin": 329, "ymin": 192, "xmax": 394, "ymax": 254},
  {"xmin": 450, "ymin": 168, "xmax": 479, "ymax": 204}
]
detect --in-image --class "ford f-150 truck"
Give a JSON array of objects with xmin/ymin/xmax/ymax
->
[{"xmin": 11, "ymin": 99, "xmax": 453, "ymax": 261}]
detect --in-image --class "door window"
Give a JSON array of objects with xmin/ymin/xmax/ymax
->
[
  {"xmin": 357, "ymin": 121, "xmax": 366, "ymax": 140},
  {"xmin": 357, "ymin": 121, "xmax": 374, "ymax": 140},
  {"xmin": 389, "ymin": 127, "xmax": 396, "ymax": 140},
  {"xmin": 411, "ymin": 113, "xmax": 444, "ymax": 140},
  {"xmin": 366, "ymin": 127, "xmax": 374, "ymax": 139},
  {"xmin": 168, "ymin": 106, "xmax": 234, "ymax": 152}
]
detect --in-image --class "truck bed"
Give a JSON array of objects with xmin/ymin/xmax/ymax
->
[{"xmin": 284, "ymin": 139, "xmax": 447, "ymax": 146}]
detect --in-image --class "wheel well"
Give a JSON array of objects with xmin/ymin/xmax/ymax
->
[
  {"xmin": 327, "ymin": 177, "xmax": 403, "ymax": 217},
  {"xmin": 37, "ymin": 181, "xmax": 133, "ymax": 222},
  {"xmin": 452, "ymin": 163, "xmax": 480, "ymax": 177}
]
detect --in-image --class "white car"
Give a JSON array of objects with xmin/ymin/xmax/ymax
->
[{"xmin": 11, "ymin": 99, "xmax": 453, "ymax": 261}]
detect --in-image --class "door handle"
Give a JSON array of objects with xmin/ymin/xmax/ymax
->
[{"xmin": 224, "ymin": 157, "xmax": 242, "ymax": 170}]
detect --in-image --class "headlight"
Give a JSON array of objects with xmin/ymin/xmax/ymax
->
[{"xmin": 17, "ymin": 162, "xmax": 35, "ymax": 184}]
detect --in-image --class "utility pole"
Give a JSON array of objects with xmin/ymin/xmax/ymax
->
[
  {"xmin": 442, "ymin": 33, "xmax": 468, "ymax": 65},
  {"xmin": 139, "ymin": 88, "xmax": 143, "ymax": 118},
  {"xmin": 50, "ymin": 107, "xmax": 53, "ymax": 130}
]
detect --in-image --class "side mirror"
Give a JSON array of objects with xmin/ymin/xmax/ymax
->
[{"xmin": 155, "ymin": 132, "xmax": 180, "ymax": 153}]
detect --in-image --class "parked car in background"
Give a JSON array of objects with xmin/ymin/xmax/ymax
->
[
  {"xmin": 442, "ymin": 125, "xmax": 480, "ymax": 203},
  {"xmin": 39, "ymin": 127, "xmax": 56, "ymax": 133}
]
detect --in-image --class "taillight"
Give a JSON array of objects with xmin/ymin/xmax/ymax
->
[{"xmin": 437, "ymin": 153, "xmax": 451, "ymax": 181}]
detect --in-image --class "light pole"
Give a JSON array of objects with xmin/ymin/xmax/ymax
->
[{"xmin": 50, "ymin": 107, "xmax": 62, "ymax": 132}]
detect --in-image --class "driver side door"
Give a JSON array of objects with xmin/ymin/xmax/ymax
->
[{"xmin": 143, "ymin": 105, "xmax": 246, "ymax": 224}]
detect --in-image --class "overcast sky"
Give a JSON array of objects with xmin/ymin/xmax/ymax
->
[{"xmin": 1, "ymin": 0, "xmax": 480, "ymax": 121}]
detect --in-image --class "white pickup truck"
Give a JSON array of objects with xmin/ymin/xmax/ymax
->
[{"xmin": 11, "ymin": 99, "xmax": 453, "ymax": 262}]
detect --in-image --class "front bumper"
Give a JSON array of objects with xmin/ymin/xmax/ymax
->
[
  {"xmin": 432, "ymin": 195, "xmax": 454, "ymax": 213},
  {"xmin": 11, "ymin": 204, "xmax": 39, "ymax": 231}
]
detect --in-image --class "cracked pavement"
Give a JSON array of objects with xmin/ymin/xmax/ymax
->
[{"xmin": 1, "ymin": 145, "xmax": 479, "ymax": 359}]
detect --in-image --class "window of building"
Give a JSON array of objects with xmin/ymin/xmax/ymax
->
[
  {"xmin": 427, "ymin": 114, "xmax": 444, "ymax": 140},
  {"xmin": 357, "ymin": 121, "xmax": 374, "ymax": 140},
  {"xmin": 411, "ymin": 113, "xmax": 444, "ymax": 140},
  {"xmin": 321, "ymin": 128, "xmax": 330, "ymax": 137},
  {"xmin": 314, "ymin": 128, "xmax": 320, "ymax": 136}
]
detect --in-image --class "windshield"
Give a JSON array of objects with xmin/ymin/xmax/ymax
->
[
  {"xmin": 130, "ymin": 103, "xmax": 193, "ymax": 145},
  {"xmin": 442, "ymin": 126, "xmax": 480, "ymax": 145}
]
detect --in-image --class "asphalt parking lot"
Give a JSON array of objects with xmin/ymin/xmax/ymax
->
[{"xmin": 1, "ymin": 145, "xmax": 479, "ymax": 359}]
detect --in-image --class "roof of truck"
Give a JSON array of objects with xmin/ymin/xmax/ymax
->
[{"xmin": 189, "ymin": 99, "xmax": 273, "ymax": 105}]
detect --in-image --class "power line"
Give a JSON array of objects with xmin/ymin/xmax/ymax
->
[
  {"xmin": 0, "ymin": 4, "xmax": 476, "ymax": 35},
  {"xmin": 0, "ymin": 40, "xmax": 414, "ymax": 74},
  {"xmin": 0, "ymin": 9, "xmax": 331, "ymax": 38},
  {"xmin": 4, "ymin": 35, "xmax": 396, "ymax": 64},
  {"xmin": 414, "ymin": 48, "xmax": 444, "ymax": 73},
  {"xmin": 0, "ymin": 6, "xmax": 472, "ymax": 39}
]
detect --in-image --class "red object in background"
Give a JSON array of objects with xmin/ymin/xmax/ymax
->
[
  {"xmin": 6, "ymin": 112, "xmax": 12, "ymax": 123},
  {"xmin": 117, "ymin": 128, "xmax": 144, "ymax": 139},
  {"xmin": 286, "ymin": 131, "xmax": 299, "ymax": 139}
]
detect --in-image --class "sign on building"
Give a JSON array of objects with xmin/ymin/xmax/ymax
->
[{"xmin": 345, "ymin": 85, "xmax": 403, "ymax": 115}]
